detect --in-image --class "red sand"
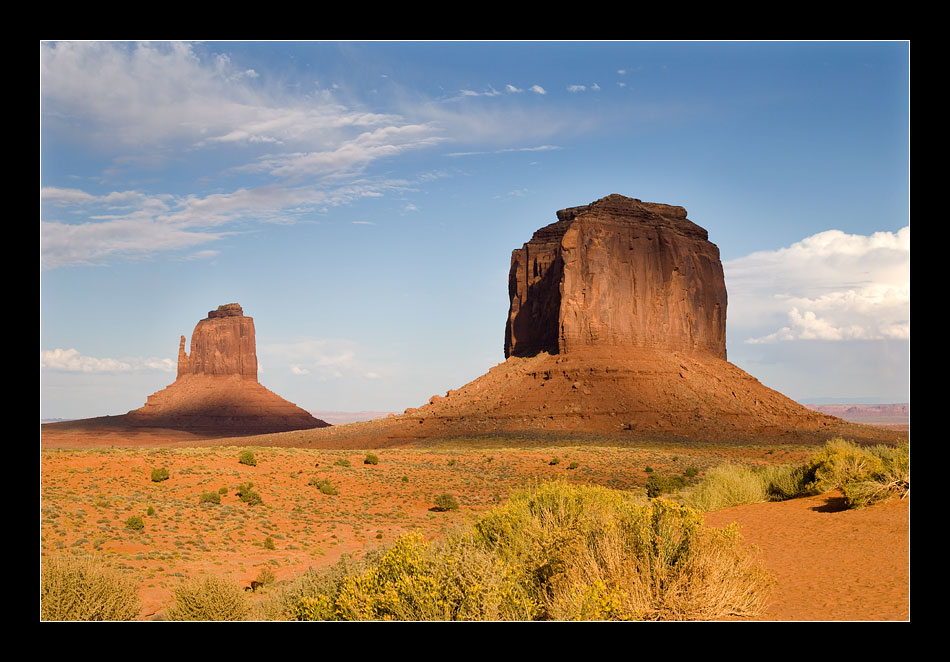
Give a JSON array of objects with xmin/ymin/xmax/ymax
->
[{"xmin": 704, "ymin": 490, "xmax": 909, "ymax": 621}]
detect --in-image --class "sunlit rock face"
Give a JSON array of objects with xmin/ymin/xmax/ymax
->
[{"xmin": 505, "ymin": 194, "xmax": 727, "ymax": 360}]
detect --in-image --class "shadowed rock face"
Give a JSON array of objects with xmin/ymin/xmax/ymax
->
[
  {"xmin": 126, "ymin": 304, "xmax": 327, "ymax": 433},
  {"xmin": 506, "ymin": 194, "xmax": 727, "ymax": 360}
]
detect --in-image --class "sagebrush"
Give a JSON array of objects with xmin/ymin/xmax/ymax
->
[{"xmin": 41, "ymin": 554, "xmax": 141, "ymax": 621}]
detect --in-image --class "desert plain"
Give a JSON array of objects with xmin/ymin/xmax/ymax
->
[{"xmin": 40, "ymin": 418, "xmax": 909, "ymax": 621}]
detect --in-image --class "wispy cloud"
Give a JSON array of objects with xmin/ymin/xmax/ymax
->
[
  {"xmin": 724, "ymin": 226, "xmax": 910, "ymax": 343},
  {"xmin": 446, "ymin": 144, "xmax": 562, "ymax": 158},
  {"xmin": 41, "ymin": 348, "xmax": 175, "ymax": 373}
]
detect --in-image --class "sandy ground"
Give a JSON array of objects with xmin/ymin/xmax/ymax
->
[{"xmin": 704, "ymin": 490, "xmax": 909, "ymax": 621}]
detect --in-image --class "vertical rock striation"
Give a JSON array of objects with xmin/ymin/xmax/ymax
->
[{"xmin": 506, "ymin": 194, "xmax": 727, "ymax": 359}]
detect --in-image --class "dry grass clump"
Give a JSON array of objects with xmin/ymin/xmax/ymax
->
[
  {"xmin": 41, "ymin": 554, "xmax": 141, "ymax": 621},
  {"xmin": 678, "ymin": 438, "xmax": 909, "ymax": 512},
  {"xmin": 679, "ymin": 463, "xmax": 805, "ymax": 512},
  {"xmin": 166, "ymin": 574, "xmax": 252, "ymax": 621},
  {"xmin": 279, "ymin": 481, "xmax": 771, "ymax": 621},
  {"xmin": 802, "ymin": 438, "xmax": 909, "ymax": 508}
]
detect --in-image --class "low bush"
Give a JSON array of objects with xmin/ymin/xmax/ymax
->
[
  {"xmin": 166, "ymin": 575, "xmax": 252, "ymax": 621},
  {"xmin": 802, "ymin": 438, "xmax": 909, "ymax": 508},
  {"xmin": 150, "ymin": 467, "xmax": 169, "ymax": 482},
  {"xmin": 125, "ymin": 516, "xmax": 145, "ymax": 531},
  {"xmin": 433, "ymin": 493, "xmax": 460, "ymax": 512},
  {"xmin": 256, "ymin": 566, "xmax": 276, "ymax": 586},
  {"xmin": 309, "ymin": 476, "xmax": 338, "ymax": 495},
  {"xmin": 236, "ymin": 481, "xmax": 263, "ymax": 506},
  {"xmin": 646, "ymin": 473, "xmax": 687, "ymax": 498},
  {"xmin": 364, "ymin": 454, "xmax": 379, "ymax": 465},
  {"xmin": 41, "ymin": 554, "xmax": 141, "ymax": 621},
  {"xmin": 238, "ymin": 450, "xmax": 257, "ymax": 467},
  {"xmin": 199, "ymin": 491, "xmax": 221, "ymax": 505},
  {"xmin": 334, "ymin": 458, "xmax": 351, "ymax": 467}
]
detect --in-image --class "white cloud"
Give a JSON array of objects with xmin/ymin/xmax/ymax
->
[
  {"xmin": 567, "ymin": 85, "xmax": 586, "ymax": 93},
  {"xmin": 446, "ymin": 144, "xmax": 562, "ymax": 158},
  {"xmin": 530, "ymin": 85, "xmax": 546, "ymax": 95},
  {"xmin": 724, "ymin": 226, "xmax": 910, "ymax": 343},
  {"xmin": 506, "ymin": 84, "xmax": 523, "ymax": 93},
  {"xmin": 41, "ymin": 348, "xmax": 175, "ymax": 373}
]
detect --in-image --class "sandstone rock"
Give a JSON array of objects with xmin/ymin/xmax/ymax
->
[
  {"xmin": 506, "ymin": 194, "xmax": 726, "ymax": 359},
  {"xmin": 126, "ymin": 304, "xmax": 328, "ymax": 434},
  {"xmin": 177, "ymin": 303, "xmax": 257, "ymax": 379}
]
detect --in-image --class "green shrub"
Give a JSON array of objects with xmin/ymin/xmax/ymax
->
[
  {"xmin": 567, "ymin": 462, "xmax": 580, "ymax": 470},
  {"xmin": 646, "ymin": 474, "xmax": 687, "ymax": 498},
  {"xmin": 150, "ymin": 467, "xmax": 169, "ymax": 482},
  {"xmin": 146, "ymin": 505, "xmax": 156, "ymax": 517},
  {"xmin": 802, "ymin": 439, "xmax": 909, "ymax": 508},
  {"xmin": 645, "ymin": 466, "xmax": 654, "ymax": 473},
  {"xmin": 238, "ymin": 450, "xmax": 257, "ymax": 467},
  {"xmin": 549, "ymin": 457, "xmax": 560, "ymax": 466},
  {"xmin": 433, "ymin": 494, "xmax": 460, "ymax": 512},
  {"xmin": 218, "ymin": 486, "xmax": 228, "ymax": 495},
  {"xmin": 125, "ymin": 516, "xmax": 144, "ymax": 531},
  {"xmin": 166, "ymin": 575, "xmax": 252, "ymax": 621},
  {"xmin": 264, "ymin": 537, "xmax": 276, "ymax": 550},
  {"xmin": 309, "ymin": 476, "xmax": 338, "ymax": 495},
  {"xmin": 334, "ymin": 458, "xmax": 351, "ymax": 467},
  {"xmin": 684, "ymin": 467, "xmax": 699, "ymax": 478},
  {"xmin": 41, "ymin": 554, "xmax": 141, "ymax": 621},
  {"xmin": 364, "ymin": 454, "xmax": 379, "ymax": 465},
  {"xmin": 199, "ymin": 491, "xmax": 221, "ymax": 505},
  {"xmin": 236, "ymin": 481, "xmax": 263, "ymax": 506}
]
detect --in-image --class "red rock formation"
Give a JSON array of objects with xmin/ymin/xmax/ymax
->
[
  {"xmin": 506, "ymin": 194, "xmax": 726, "ymax": 359},
  {"xmin": 177, "ymin": 303, "xmax": 257, "ymax": 379},
  {"xmin": 126, "ymin": 304, "xmax": 328, "ymax": 433}
]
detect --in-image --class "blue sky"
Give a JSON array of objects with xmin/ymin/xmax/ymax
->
[{"xmin": 40, "ymin": 41, "xmax": 910, "ymax": 420}]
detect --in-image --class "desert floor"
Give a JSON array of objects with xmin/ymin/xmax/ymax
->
[{"xmin": 39, "ymin": 436, "xmax": 909, "ymax": 621}]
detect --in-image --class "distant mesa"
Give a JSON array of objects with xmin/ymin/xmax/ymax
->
[{"xmin": 124, "ymin": 303, "xmax": 328, "ymax": 434}]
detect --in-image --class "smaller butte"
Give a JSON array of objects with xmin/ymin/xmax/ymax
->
[{"xmin": 124, "ymin": 303, "xmax": 328, "ymax": 434}]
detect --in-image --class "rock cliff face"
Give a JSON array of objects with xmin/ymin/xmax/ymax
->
[
  {"xmin": 126, "ymin": 304, "xmax": 328, "ymax": 433},
  {"xmin": 506, "ymin": 194, "xmax": 727, "ymax": 359},
  {"xmin": 178, "ymin": 303, "xmax": 257, "ymax": 379}
]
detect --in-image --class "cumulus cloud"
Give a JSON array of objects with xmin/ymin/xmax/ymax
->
[
  {"xmin": 529, "ymin": 85, "xmax": 546, "ymax": 94},
  {"xmin": 41, "ymin": 348, "xmax": 175, "ymax": 373},
  {"xmin": 724, "ymin": 226, "xmax": 910, "ymax": 343}
]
